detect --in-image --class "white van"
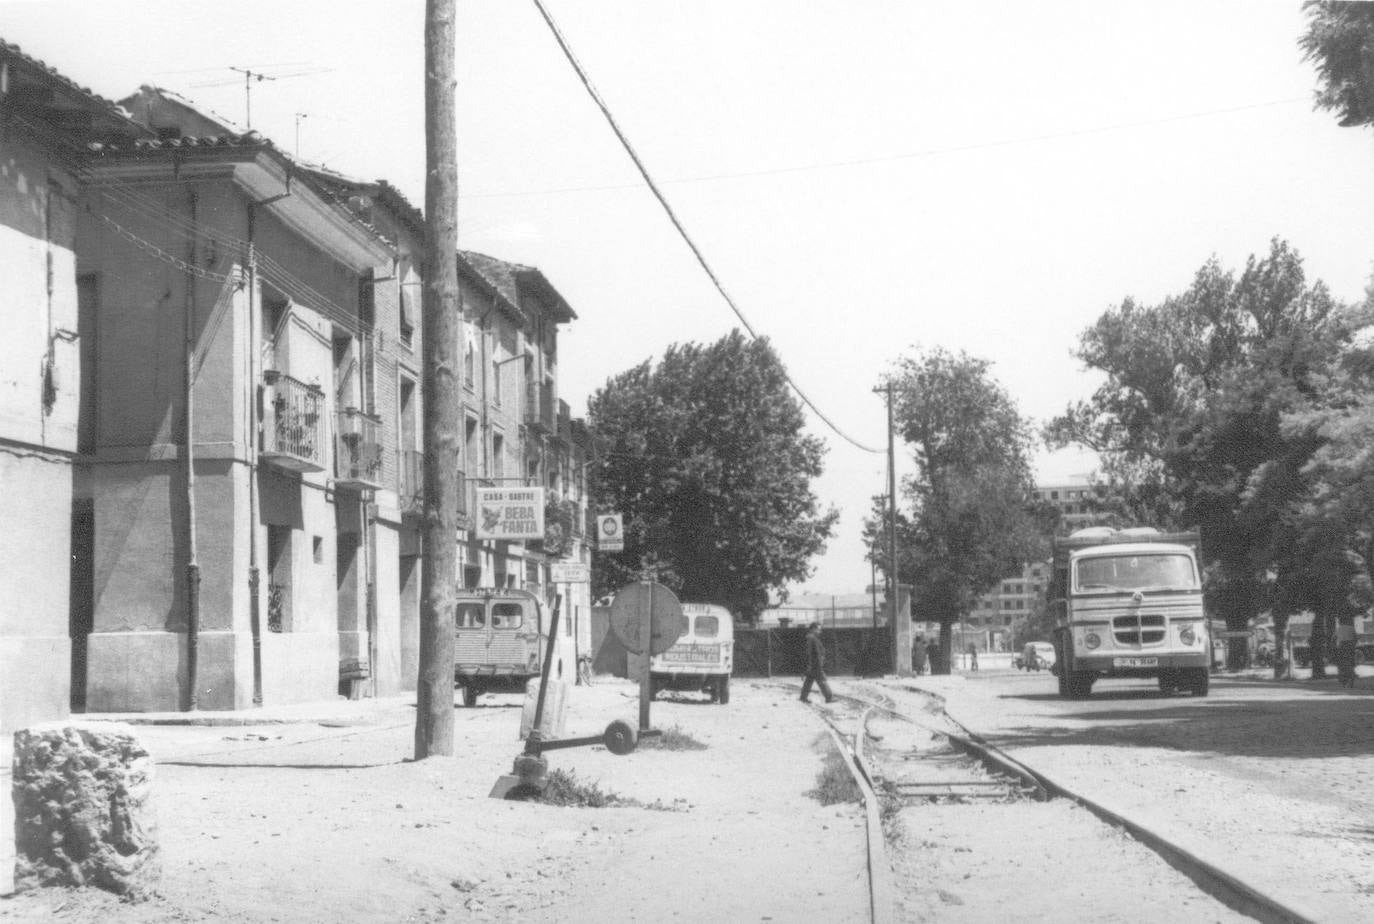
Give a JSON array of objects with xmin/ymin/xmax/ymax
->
[{"xmin": 649, "ymin": 602, "xmax": 735, "ymax": 704}]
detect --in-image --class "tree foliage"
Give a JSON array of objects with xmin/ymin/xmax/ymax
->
[
  {"xmin": 1300, "ymin": 1, "xmax": 1374, "ymax": 128},
  {"xmin": 865, "ymin": 348, "xmax": 1054, "ymax": 672},
  {"xmin": 1048, "ymin": 239, "xmax": 1364, "ymax": 642},
  {"xmin": 586, "ymin": 330, "xmax": 837, "ymax": 621}
]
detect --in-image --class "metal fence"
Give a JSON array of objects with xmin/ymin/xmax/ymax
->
[{"xmin": 733, "ymin": 626, "xmax": 892, "ymax": 678}]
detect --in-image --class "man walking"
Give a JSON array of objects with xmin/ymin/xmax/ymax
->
[{"xmin": 801, "ymin": 622, "xmax": 834, "ymax": 704}]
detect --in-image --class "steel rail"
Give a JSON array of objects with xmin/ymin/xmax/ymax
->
[{"xmin": 845, "ymin": 683, "xmax": 1321, "ymax": 924}]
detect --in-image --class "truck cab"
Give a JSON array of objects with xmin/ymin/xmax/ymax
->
[{"xmin": 1051, "ymin": 527, "xmax": 1210, "ymax": 699}]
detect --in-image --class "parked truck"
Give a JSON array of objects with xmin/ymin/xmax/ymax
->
[{"xmin": 1050, "ymin": 527, "xmax": 1210, "ymax": 699}]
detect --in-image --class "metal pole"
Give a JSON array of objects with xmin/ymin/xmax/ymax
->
[
  {"xmin": 639, "ymin": 581, "xmax": 653, "ymax": 731},
  {"xmin": 184, "ymin": 188, "xmax": 200, "ymax": 711},
  {"xmin": 886, "ymin": 382, "xmax": 905, "ymax": 674},
  {"xmin": 246, "ymin": 219, "xmax": 263, "ymax": 707}
]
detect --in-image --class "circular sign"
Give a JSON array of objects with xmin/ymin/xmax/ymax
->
[
  {"xmin": 608, "ymin": 581, "xmax": 687, "ymax": 655},
  {"xmin": 600, "ymin": 516, "xmax": 620, "ymax": 538}
]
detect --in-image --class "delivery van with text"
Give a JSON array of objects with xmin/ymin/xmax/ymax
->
[{"xmin": 649, "ymin": 602, "xmax": 735, "ymax": 704}]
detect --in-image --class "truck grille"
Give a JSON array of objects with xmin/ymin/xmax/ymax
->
[{"xmin": 1113, "ymin": 614, "xmax": 1166, "ymax": 646}]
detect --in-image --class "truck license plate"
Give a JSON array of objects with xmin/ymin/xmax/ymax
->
[{"xmin": 1114, "ymin": 657, "xmax": 1158, "ymax": 668}]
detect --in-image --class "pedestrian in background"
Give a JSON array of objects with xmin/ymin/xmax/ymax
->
[
  {"xmin": 967, "ymin": 643, "xmax": 979, "ymax": 672},
  {"xmin": 911, "ymin": 635, "xmax": 928, "ymax": 675},
  {"xmin": 801, "ymin": 622, "xmax": 834, "ymax": 703},
  {"xmin": 1335, "ymin": 619, "xmax": 1357, "ymax": 688}
]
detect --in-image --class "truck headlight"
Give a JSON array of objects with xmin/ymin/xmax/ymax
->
[
  {"xmin": 1180, "ymin": 626, "xmax": 1196, "ymax": 646},
  {"xmin": 1085, "ymin": 633, "xmax": 1101, "ymax": 650}
]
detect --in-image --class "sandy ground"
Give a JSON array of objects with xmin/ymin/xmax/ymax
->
[
  {"xmin": 6, "ymin": 666, "xmax": 1372, "ymax": 922},
  {"xmin": 2, "ymin": 678, "xmax": 868, "ymax": 923},
  {"xmin": 902, "ymin": 668, "xmax": 1374, "ymax": 924}
]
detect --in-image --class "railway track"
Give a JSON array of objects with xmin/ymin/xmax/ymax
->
[{"xmin": 798, "ymin": 678, "xmax": 1318, "ymax": 924}]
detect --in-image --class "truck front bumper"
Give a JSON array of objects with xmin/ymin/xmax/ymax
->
[{"xmin": 1071, "ymin": 652, "xmax": 1209, "ymax": 675}]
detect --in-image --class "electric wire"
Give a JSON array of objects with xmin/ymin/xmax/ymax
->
[
  {"xmin": 91, "ymin": 178, "xmax": 371, "ymax": 337},
  {"xmin": 530, "ymin": 0, "xmax": 883, "ymax": 456},
  {"xmin": 462, "ymin": 95, "xmax": 1308, "ymax": 200}
]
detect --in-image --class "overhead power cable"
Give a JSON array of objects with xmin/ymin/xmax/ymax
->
[
  {"xmin": 463, "ymin": 95, "xmax": 1308, "ymax": 200},
  {"xmin": 530, "ymin": 0, "xmax": 882, "ymax": 456}
]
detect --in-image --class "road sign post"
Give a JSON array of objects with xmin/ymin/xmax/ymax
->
[{"xmin": 608, "ymin": 581, "xmax": 686, "ymax": 731}]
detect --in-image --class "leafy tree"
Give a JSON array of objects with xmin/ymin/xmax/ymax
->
[
  {"xmin": 1048, "ymin": 240, "xmax": 1359, "ymax": 656},
  {"xmin": 1300, "ymin": 1, "xmax": 1374, "ymax": 128},
  {"xmin": 865, "ymin": 348, "xmax": 1053, "ymax": 673},
  {"xmin": 586, "ymin": 331, "xmax": 837, "ymax": 621}
]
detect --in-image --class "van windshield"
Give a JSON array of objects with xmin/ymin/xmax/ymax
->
[
  {"xmin": 694, "ymin": 615, "xmax": 719, "ymax": 638},
  {"xmin": 1075, "ymin": 554, "xmax": 1197, "ymax": 592},
  {"xmin": 456, "ymin": 603, "xmax": 485, "ymax": 628}
]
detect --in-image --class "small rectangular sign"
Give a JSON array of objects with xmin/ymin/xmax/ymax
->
[
  {"xmin": 474, "ymin": 486, "xmax": 545, "ymax": 540},
  {"xmin": 550, "ymin": 562, "xmax": 590, "ymax": 584},
  {"xmin": 597, "ymin": 513, "xmax": 624, "ymax": 551},
  {"xmin": 1113, "ymin": 656, "xmax": 1159, "ymax": 668}
]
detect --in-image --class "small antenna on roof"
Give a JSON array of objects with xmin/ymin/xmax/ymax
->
[
  {"xmin": 294, "ymin": 112, "xmax": 308, "ymax": 157},
  {"xmin": 228, "ymin": 66, "xmax": 278, "ymax": 129}
]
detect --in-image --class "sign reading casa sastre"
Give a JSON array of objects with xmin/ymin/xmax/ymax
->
[{"xmin": 475, "ymin": 486, "xmax": 546, "ymax": 540}]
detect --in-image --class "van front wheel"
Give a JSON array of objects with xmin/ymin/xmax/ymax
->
[
  {"xmin": 717, "ymin": 676, "xmax": 730, "ymax": 705},
  {"xmin": 461, "ymin": 684, "xmax": 478, "ymax": 708}
]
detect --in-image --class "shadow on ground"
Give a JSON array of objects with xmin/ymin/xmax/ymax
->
[{"xmin": 988, "ymin": 680, "xmax": 1374, "ymax": 760}]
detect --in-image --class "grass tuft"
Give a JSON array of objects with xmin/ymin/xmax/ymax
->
[
  {"xmin": 807, "ymin": 748, "xmax": 863, "ymax": 806},
  {"xmin": 638, "ymin": 725, "xmax": 708, "ymax": 751},
  {"xmin": 536, "ymin": 769, "xmax": 635, "ymax": 808}
]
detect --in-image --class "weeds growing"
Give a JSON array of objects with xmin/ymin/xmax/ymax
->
[
  {"xmin": 807, "ymin": 747, "xmax": 862, "ymax": 806},
  {"xmin": 536, "ymin": 769, "xmax": 633, "ymax": 808},
  {"xmin": 638, "ymin": 725, "xmax": 708, "ymax": 751}
]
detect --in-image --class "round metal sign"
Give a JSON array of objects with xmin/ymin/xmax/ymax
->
[{"xmin": 608, "ymin": 581, "xmax": 686, "ymax": 655}]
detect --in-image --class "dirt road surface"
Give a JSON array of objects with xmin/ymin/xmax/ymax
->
[{"xmin": 2, "ymin": 679, "xmax": 867, "ymax": 923}]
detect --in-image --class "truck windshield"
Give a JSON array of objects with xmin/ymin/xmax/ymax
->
[
  {"xmin": 1075, "ymin": 554, "xmax": 1197, "ymax": 592},
  {"xmin": 694, "ymin": 615, "xmax": 719, "ymax": 638}
]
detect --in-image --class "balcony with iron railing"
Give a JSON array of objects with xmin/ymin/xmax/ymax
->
[
  {"xmin": 335, "ymin": 408, "xmax": 384, "ymax": 490},
  {"xmin": 397, "ymin": 448, "xmax": 469, "ymax": 525},
  {"xmin": 261, "ymin": 371, "xmax": 326, "ymax": 473},
  {"xmin": 524, "ymin": 380, "xmax": 555, "ymax": 432}
]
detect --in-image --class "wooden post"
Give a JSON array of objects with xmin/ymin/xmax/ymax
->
[{"xmin": 415, "ymin": 0, "xmax": 461, "ymax": 759}]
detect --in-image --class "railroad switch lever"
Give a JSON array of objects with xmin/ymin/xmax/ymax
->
[{"xmin": 490, "ymin": 594, "xmax": 658, "ymax": 799}]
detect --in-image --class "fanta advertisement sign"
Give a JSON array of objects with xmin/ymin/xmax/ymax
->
[{"xmin": 475, "ymin": 487, "xmax": 546, "ymax": 540}]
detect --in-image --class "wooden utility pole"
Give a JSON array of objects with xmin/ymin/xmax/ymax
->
[{"xmin": 415, "ymin": 0, "xmax": 460, "ymax": 759}]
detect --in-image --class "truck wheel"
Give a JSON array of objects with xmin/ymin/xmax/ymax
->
[
  {"xmin": 461, "ymin": 684, "xmax": 478, "ymax": 707},
  {"xmin": 1057, "ymin": 671, "xmax": 1069, "ymax": 697},
  {"xmin": 1188, "ymin": 668, "xmax": 1210, "ymax": 697},
  {"xmin": 1157, "ymin": 671, "xmax": 1178, "ymax": 696},
  {"xmin": 717, "ymin": 676, "xmax": 730, "ymax": 705}
]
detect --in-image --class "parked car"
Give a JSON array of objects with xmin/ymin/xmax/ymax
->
[{"xmin": 1017, "ymin": 642, "xmax": 1056, "ymax": 671}]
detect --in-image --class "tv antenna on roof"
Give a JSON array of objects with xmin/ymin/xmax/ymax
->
[{"xmin": 228, "ymin": 67, "xmax": 278, "ymax": 129}]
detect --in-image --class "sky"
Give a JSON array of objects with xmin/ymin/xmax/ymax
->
[{"xmin": 4, "ymin": 0, "xmax": 1373, "ymax": 596}]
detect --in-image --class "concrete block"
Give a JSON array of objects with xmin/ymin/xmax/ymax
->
[{"xmin": 11, "ymin": 722, "xmax": 159, "ymax": 898}]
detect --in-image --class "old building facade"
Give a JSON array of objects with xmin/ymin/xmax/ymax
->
[{"xmin": 1, "ymin": 45, "xmax": 592, "ymax": 721}]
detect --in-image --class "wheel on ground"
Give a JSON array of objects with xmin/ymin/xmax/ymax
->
[
  {"xmin": 461, "ymin": 684, "xmax": 478, "ymax": 707},
  {"xmin": 1188, "ymin": 668, "xmax": 1210, "ymax": 697},
  {"xmin": 1157, "ymin": 670, "xmax": 1178, "ymax": 696},
  {"xmin": 603, "ymin": 719, "xmax": 638, "ymax": 755},
  {"xmin": 1057, "ymin": 670, "xmax": 1069, "ymax": 698},
  {"xmin": 1068, "ymin": 671, "xmax": 1094, "ymax": 699},
  {"xmin": 717, "ymin": 675, "xmax": 730, "ymax": 704}
]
